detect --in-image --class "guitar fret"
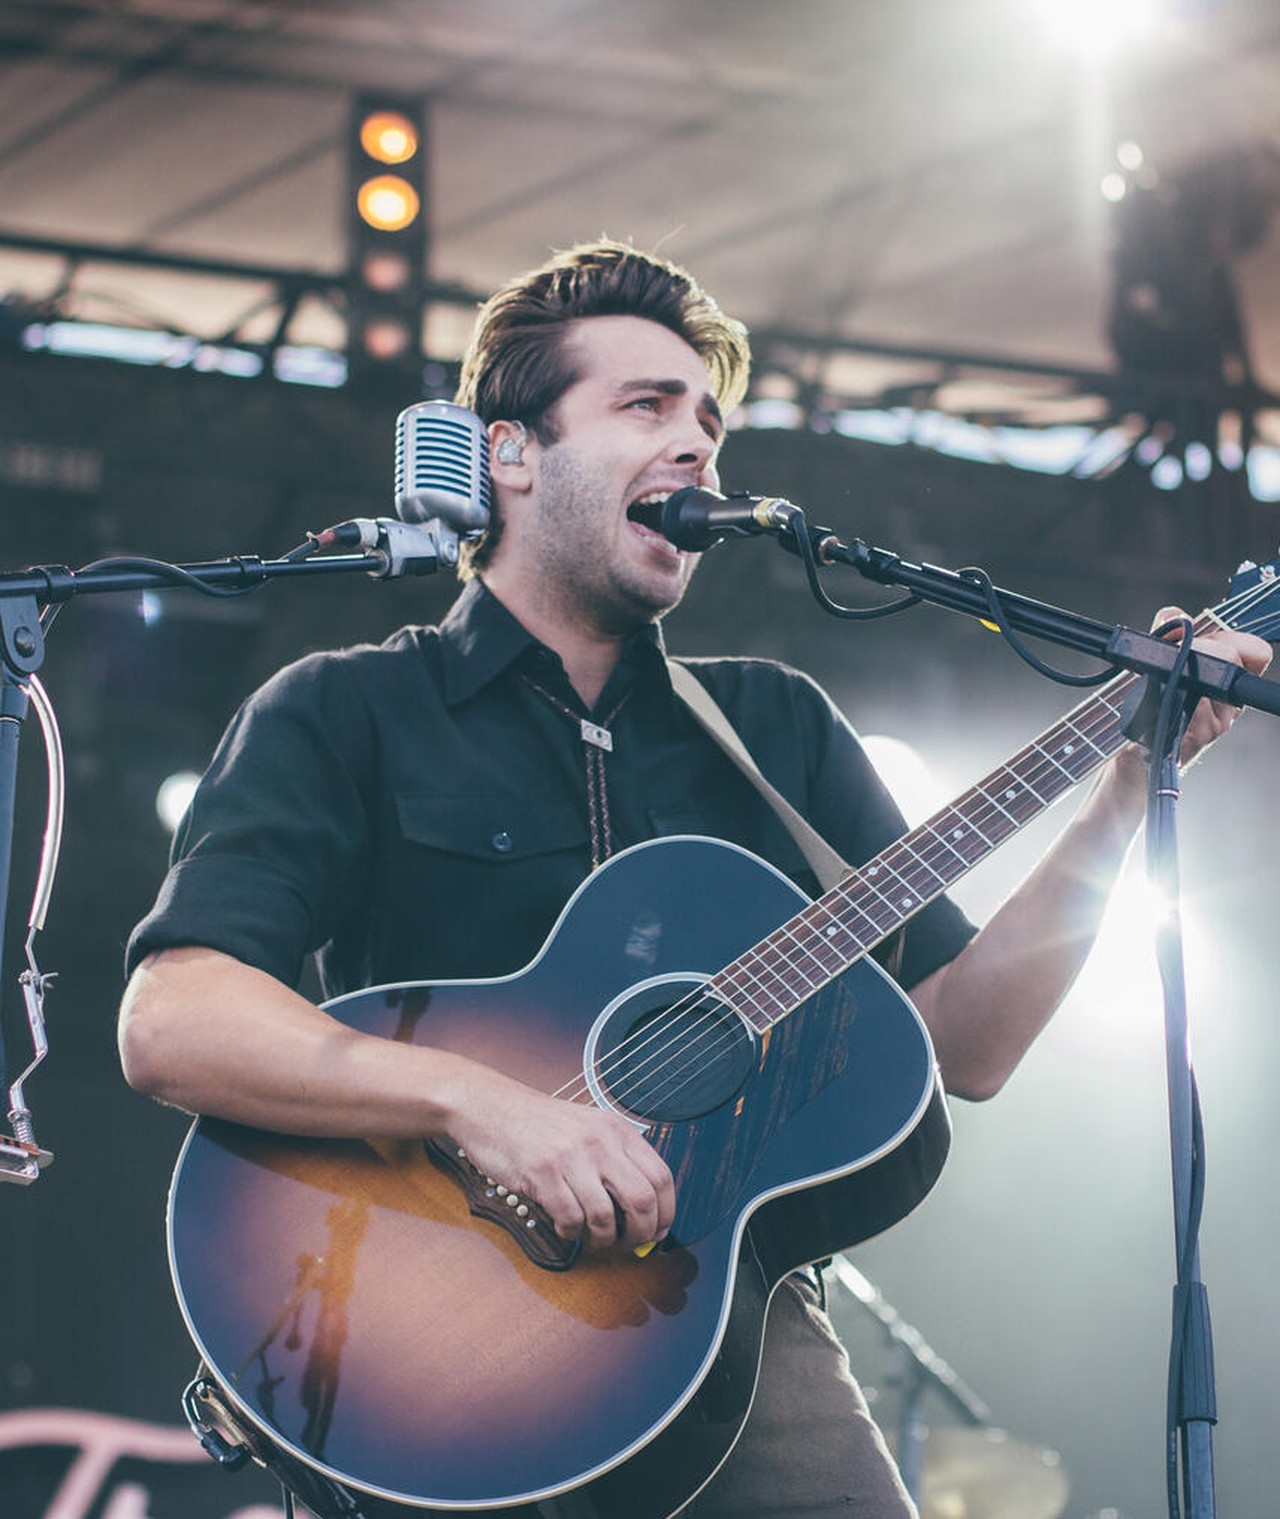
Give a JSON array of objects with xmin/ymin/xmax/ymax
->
[
  {"xmin": 1038, "ymin": 744, "xmax": 1077, "ymax": 783},
  {"xmin": 894, "ymin": 831, "xmax": 956, "ymax": 886},
  {"xmin": 1008, "ymin": 765, "xmax": 1050, "ymax": 807},
  {"xmin": 780, "ymin": 885, "xmax": 895, "ymax": 987},
  {"xmin": 796, "ymin": 902, "xmax": 859, "ymax": 976},
  {"xmin": 830, "ymin": 887, "xmax": 891, "ymax": 940},
  {"xmin": 930, "ymin": 809, "xmax": 993, "ymax": 866},
  {"xmin": 721, "ymin": 951, "xmax": 783, "ymax": 1000},
  {"xmin": 718, "ymin": 928, "xmax": 826, "ymax": 1027},
  {"xmin": 716, "ymin": 967, "xmax": 776, "ymax": 1031},
  {"xmin": 761, "ymin": 930, "xmax": 824, "ymax": 993},
  {"xmin": 980, "ymin": 777, "xmax": 1030, "ymax": 826},
  {"xmin": 843, "ymin": 879, "xmax": 903, "ymax": 937},
  {"xmin": 1058, "ymin": 729, "xmax": 1106, "ymax": 766},
  {"xmin": 756, "ymin": 928, "xmax": 820, "ymax": 982},
  {"xmin": 970, "ymin": 786, "xmax": 1021, "ymax": 836},
  {"xmin": 858, "ymin": 861, "xmax": 905, "ymax": 915},
  {"xmin": 870, "ymin": 849, "xmax": 939, "ymax": 915}
]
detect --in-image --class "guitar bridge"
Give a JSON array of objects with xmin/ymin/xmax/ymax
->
[{"xmin": 424, "ymin": 1138, "xmax": 581, "ymax": 1271}]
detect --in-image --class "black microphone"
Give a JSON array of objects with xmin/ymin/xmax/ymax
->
[{"xmin": 632, "ymin": 488, "xmax": 799, "ymax": 552}]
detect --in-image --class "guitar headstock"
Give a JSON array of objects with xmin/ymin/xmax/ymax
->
[{"xmin": 1223, "ymin": 554, "xmax": 1280, "ymax": 640}]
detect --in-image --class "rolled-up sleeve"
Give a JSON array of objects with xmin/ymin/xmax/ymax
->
[{"xmin": 125, "ymin": 652, "xmax": 376, "ymax": 987}]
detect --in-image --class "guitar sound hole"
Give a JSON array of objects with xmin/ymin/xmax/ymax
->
[{"xmin": 595, "ymin": 984, "xmax": 755, "ymax": 1123}]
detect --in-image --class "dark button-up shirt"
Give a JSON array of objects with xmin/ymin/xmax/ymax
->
[{"xmin": 128, "ymin": 580, "xmax": 975, "ymax": 997}]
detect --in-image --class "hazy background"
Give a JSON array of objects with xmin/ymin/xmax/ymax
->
[{"xmin": 2, "ymin": 4, "xmax": 1280, "ymax": 1516}]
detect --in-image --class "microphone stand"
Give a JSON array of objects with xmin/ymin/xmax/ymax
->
[
  {"xmin": 825, "ymin": 1255, "xmax": 990, "ymax": 1506},
  {"xmin": 770, "ymin": 521, "xmax": 1280, "ymax": 1519},
  {"xmin": 0, "ymin": 535, "xmax": 445, "ymax": 1184}
]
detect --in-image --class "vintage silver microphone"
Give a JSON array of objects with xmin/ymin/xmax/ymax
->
[
  {"xmin": 325, "ymin": 401, "xmax": 493, "ymax": 576},
  {"xmin": 394, "ymin": 399, "xmax": 492, "ymax": 541}
]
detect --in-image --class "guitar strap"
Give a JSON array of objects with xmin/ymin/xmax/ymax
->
[
  {"xmin": 667, "ymin": 658, "xmax": 851, "ymax": 890},
  {"xmin": 667, "ymin": 659, "xmax": 904, "ymax": 980},
  {"xmin": 665, "ymin": 665, "xmax": 904, "ymax": 984}
]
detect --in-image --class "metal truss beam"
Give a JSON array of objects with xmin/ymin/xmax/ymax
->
[{"xmin": 2, "ymin": 229, "xmax": 1277, "ymax": 425}]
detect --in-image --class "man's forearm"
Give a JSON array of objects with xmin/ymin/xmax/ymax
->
[
  {"xmin": 118, "ymin": 945, "xmax": 474, "ymax": 1137},
  {"xmin": 118, "ymin": 944, "xmax": 678, "ymax": 1250},
  {"xmin": 911, "ymin": 754, "xmax": 1146, "ymax": 1100}
]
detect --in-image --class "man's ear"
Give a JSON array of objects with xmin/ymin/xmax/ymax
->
[{"xmin": 489, "ymin": 420, "xmax": 532, "ymax": 491}]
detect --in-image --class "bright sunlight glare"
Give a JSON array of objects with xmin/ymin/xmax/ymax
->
[
  {"xmin": 1029, "ymin": 0, "xmax": 1162, "ymax": 59},
  {"xmin": 1054, "ymin": 865, "xmax": 1216, "ymax": 1066},
  {"xmin": 862, "ymin": 735, "xmax": 953, "ymax": 828}
]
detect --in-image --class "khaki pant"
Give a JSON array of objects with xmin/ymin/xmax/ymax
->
[{"xmin": 678, "ymin": 1273, "xmax": 918, "ymax": 1519}]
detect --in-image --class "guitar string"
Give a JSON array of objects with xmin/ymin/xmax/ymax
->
[{"xmin": 545, "ymin": 588, "xmax": 1272, "ymax": 1118}]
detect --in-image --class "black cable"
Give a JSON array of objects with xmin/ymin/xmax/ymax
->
[
  {"xmin": 280, "ymin": 536, "xmax": 323, "ymax": 562},
  {"xmin": 1149, "ymin": 617, "xmax": 1197, "ymax": 801},
  {"xmin": 1165, "ymin": 1075, "xmax": 1208, "ymax": 1519},
  {"xmin": 788, "ymin": 511, "xmax": 920, "ymax": 621},
  {"xmin": 956, "ymin": 566, "xmax": 1120, "ymax": 688},
  {"xmin": 72, "ymin": 554, "xmax": 261, "ymax": 597},
  {"xmin": 788, "ymin": 511, "xmax": 1126, "ymax": 695}
]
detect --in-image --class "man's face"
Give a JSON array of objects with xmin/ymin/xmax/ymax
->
[{"xmin": 519, "ymin": 315, "xmax": 725, "ymax": 633}]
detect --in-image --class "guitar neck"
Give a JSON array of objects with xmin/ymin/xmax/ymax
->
[{"xmin": 712, "ymin": 612, "xmax": 1219, "ymax": 1032}]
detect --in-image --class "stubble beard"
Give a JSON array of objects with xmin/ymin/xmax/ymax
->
[{"xmin": 533, "ymin": 446, "xmax": 691, "ymax": 635}]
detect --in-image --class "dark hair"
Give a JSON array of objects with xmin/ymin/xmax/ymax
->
[{"xmin": 455, "ymin": 240, "xmax": 751, "ymax": 572}]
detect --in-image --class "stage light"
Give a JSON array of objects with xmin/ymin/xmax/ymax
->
[
  {"xmin": 156, "ymin": 771, "xmax": 201, "ymax": 834},
  {"xmin": 361, "ymin": 249, "xmax": 413, "ymax": 294},
  {"xmin": 346, "ymin": 92, "xmax": 427, "ymax": 386},
  {"xmin": 1218, "ymin": 437, "xmax": 1245, "ymax": 471},
  {"xmin": 361, "ymin": 317, "xmax": 413, "ymax": 361},
  {"xmin": 356, "ymin": 174, "xmax": 420, "ymax": 233},
  {"xmin": 359, "ymin": 111, "xmax": 418, "ymax": 165},
  {"xmin": 1151, "ymin": 454, "xmax": 1183, "ymax": 490},
  {"xmin": 1246, "ymin": 446, "xmax": 1280, "ymax": 501}
]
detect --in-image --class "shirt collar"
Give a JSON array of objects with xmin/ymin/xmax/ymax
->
[{"xmin": 438, "ymin": 578, "xmax": 669, "ymax": 707}]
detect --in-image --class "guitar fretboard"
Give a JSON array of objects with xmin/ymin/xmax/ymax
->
[{"xmin": 708, "ymin": 615, "xmax": 1216, "ymax": 1032}]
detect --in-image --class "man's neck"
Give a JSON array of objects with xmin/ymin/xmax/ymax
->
[{"xmin": 479, "ymin": 572, "xmax": 628, "ymax": 710}]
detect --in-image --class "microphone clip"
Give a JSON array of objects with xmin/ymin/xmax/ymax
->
[{"xmin": 316, "ymin": 517, "xmax": 458, "ymax": 578}]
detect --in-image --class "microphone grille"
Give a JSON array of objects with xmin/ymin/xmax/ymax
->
[{"xmin": 395, "ymin": 401, "xmax": 492, "ymax": 528}]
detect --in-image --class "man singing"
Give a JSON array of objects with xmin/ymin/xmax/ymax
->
[{"xmin": 119, "ymin": 240, "xmax": 1269, "ymax": 1516}]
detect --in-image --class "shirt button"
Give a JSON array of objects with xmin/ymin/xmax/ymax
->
[{"xmin": 491, "ymin": 830, "xmax": 514, "ymax": 853}]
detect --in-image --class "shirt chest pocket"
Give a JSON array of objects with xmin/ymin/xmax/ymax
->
[
  {"xmin": 395, "ymin": 791, "xmax": 589, "ymax": 862},
  {"xmin": 386, "ymin": 792, "xmax": 593, "ymax": 980}
]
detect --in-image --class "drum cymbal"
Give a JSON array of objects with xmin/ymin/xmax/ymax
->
[{"xmin": 917, "ymin": 1426, "xmax": 1069, "ymax": 1519}]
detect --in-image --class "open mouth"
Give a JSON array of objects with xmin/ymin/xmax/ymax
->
[{"xmin": 626, "ymin": 492, "xmax": 672, "ymax": 537}]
